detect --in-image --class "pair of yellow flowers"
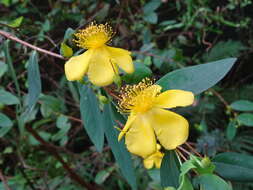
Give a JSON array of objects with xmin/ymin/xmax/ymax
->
[{"xmin": 65, "ymin": 23, "xmax": 194, "ymax": 169}]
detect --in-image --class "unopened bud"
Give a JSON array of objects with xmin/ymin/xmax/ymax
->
[
  {"xmin": 201, "ymin": 156, "xmax": 211, "ymax": 168},
  {"xmin": 98, "ymin": 95, "xmax": 109, "ymax": 104}
]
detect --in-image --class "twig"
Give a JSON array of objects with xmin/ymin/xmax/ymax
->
[
  {"xmin": 209, "ymin": 89, "xmax": 229, "ymax": 107},
  {"xmin": 185, "ymin": 142, "xmax": 203, "ymax": 158},
  {"xmin": 25, "ymin": 125, "xmax": 101, "ymax": 190},
  {"xmin": 0, "ymin": 30, "xmax": 65, "ymax": 60},
  {"xmin": 0, "ymin": 169, "xmax": 11, "ymax": 190}
]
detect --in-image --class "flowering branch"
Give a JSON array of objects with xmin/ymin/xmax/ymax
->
[{"xmin": 0, "ymin": 30, "xmax": 65, "ymax": 60}]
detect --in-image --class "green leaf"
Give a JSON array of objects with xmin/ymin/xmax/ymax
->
[
  {"xmin": 144, "ymin": 12, "xmax": 158, "ymax": 24},
  {"xmin": 178, "ymin": 175, "xmax": 194, "ymax": 190},
  {"xmin": 103, "ymin": 104, "xmax": 137, "ymax": 190},
  {"xmin": 95, "ymin": 167, "xmax": 114, "ymax": 185},
  {"xmin": 122, "ymin": 62, "xmax": 152, "ymax": 84},
  {"xmin": 143, "ymin": 0, "xmax": 161, "ymax": 13},
  {"xmin": 63, "ymin": 28, "xmax": 75, "ymax": 41},
  {"xmin": 226, "ymin": 120, "xmax": 237, "ymax": 140},
  {"xmin": 213, "ymin": 152, "xmax": 253, "ymax": 182},
  {"xmin": 193, "ymin": 174, "xmax": 232, "ymax": 190},
  {"xmin": 237, "ymin": 113, "xmax": 253, "ymax": 126},
  {"xmin": 156, "ymin": 58, "xmax": 236, "ymax": 94},
  {"xmin": 203, "ymin": 40, "xmax": 246, "ymax": 62},
  {"xmin": 0, "ymin": 89, "xmax": 19, "ymax": 105},
  {"xmin": 79, "ymin": 84, "xmax": 104, "ymax": 152},
  {"xmin": 27, "ymin": 51, "xmax": 41, "ymax": 110},
  {"xmin": 0, "ymin": 113, "xmax": 13, "ymax": 137},
  {"xmin": 60, "ymin": 42, "xmax": 73, "ymax": 58},
  {"xmin": 39, "ymin": 95, "xmax": 65, "ymax": 117},
  {"xmin": 160, "ymin": 150, "xmax": 180, "ymax": 188},
  {"xmin": 230, "ymin": 100, "xmax": 253, "ymax": 111},
  {"xmin": 0, "ymin": 61, "xmax": 8, "ymax": 78},
  {"xmin": 7, "ymin": 16, "xmax": 23, "ymax": 28}
]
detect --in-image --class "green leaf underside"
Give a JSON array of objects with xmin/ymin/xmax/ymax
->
[
  {"xmin": 28, "ymin": 51, "xmax": 41, "ymax": 110},
  {"xmin": 213, "ymin": 152, "xmax": 253, "ymax": 182},
  {"xmin": 194, "ymin": 174, "xmax": 232, "ymax": 190},
  {"xmin": 78, "ymin": 84, "xmax": 104, "ymax": 152},
  {"xmin": 237, "ymin": 113, "xmax": 253, "ymax": 126},
  {"xmin": 103, "ymin": 104, "xmax": 137, "ymax": 189},
  {"xmin": 230, "ymin": 100, "xmax": 253, "ymax": 111},
  {"xmin": 0, "ymin": 89, "xmax": 19, "ymax": 105},
  {"xmin": 156, "ymin": 58, "xmax": 236, "ymax": 94},
  {"xmin": 160, "ymin": 150, "xmax": 180, "ymax": 188}
]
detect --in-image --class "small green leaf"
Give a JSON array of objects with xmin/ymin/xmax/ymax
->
[
  {"xmin": 160, "ymin": 150, "xmax": 180, "ymax": 188},
  {"xmin": 144, "ymin": 12, "xmax": 158, "ymax": 24},
  {"xmin": 95, "ymin": 167, "xmax": 114, "ymax": 185},
  {"xmin": 7, "ymin": 16, "xmax": 23, "ymax": 28},
  {"xmin": 226, "ymin": 120, "xmax": 237, "ymax": 140},
  {"xmin": 27, "ymin": 51, "xmax": 41, "ymax": 110},
  {"xmin": 213, "ymin": 152, "xmax": 253, "ymax": 182},
  {"xmin": 193, "ymin": 174, "xmax": 232, "ymax": 190},
  {"xmin": 0, "ymin": 89, "xmax": 19, "ymax": 105},
  {"xmin": 230, "ymin": 100, "xmax": 253, "ymax": 111},
  {"xmin": 63, "ymin": 28, "xmax": 75, "ymax": 41},
  {"xmin": 237, "ymin": 113, "xmax": 253, "ymax": 126},
  {"xmin": 143, "ymin": 0, "xmax": 161, "ymax": 13},
  {"xmin": 156, "ymin": 58, "xmax": 236, "ymax": 94},
  {"xmin": 103, "ymin": 104, "xmax": 137, "ymax": 189},
  {"xmin": 0, "ymin": 61, "xmax": 8, "ymax": 78},
  {"xmin": 122, "ymin": 62, "xmax": 152, "ymax": 84},
  {"xmin": 79, "ymin": 84, "xmax": 104, "ymax": 152},
  {"xmin": 60, "ymin": 42, "xmax": 73, "ymax": 58},
  {"xmin": 0, "ymin": 113, "xmax": 13, "ymax": 137}
]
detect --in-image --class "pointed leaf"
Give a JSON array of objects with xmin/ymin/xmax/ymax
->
[
  {"xmin": 79, "ymin": 84, "xmax": 104, "ymax": 152},
  {"xmin": 103, "ymin": 104, "xmax": 137, "ymax": 189},
  {"xmin": 157, "ymin": 58, "xmax": 236, "ymax": 94},
  {"xmin": 160, "ymin": 150, "xmax": 180, "ymax": 188},
  {"xmin": 28, "ymin": 51, "xmax": 41, "ymax": 110}
]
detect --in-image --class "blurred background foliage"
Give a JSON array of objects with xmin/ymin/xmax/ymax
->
[{"xmin": 1, "ymin": 0, "xmax": 253, "ymax": 189}]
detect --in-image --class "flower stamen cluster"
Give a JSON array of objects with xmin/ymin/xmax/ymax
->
[{"xmin": 73, "ymin": 22, "xmax": 114, "ymax": 49}]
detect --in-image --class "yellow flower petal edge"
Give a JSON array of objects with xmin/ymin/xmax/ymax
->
[
  {"xmin": 148, "ymin": 108, "xmax": 189, "ymax": 150},
  {"xmin": 105, "ymin": 46, "xmax": 134, "ymax": 74},
  {"xmin": 64, "ymin": 22, "xmax": 134, "ymax": 86},
  {"xmin": 154, "ymin": 89, "xmax": 194, "ymax": 109},
  {"xmin": 64, "ymin": 49, "xmax": 93, "ymax": 81},
  {"xmin": 125, "ymin": 115, "xmax": 157, "ymax": 158},
  {"xmin": 143, "ymin": 150, "xmax": 164, "ymax": 169}
]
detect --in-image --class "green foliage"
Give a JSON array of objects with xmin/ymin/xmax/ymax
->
[
  {"xmin": 157, "ymin": 58, "xmax": 236, "ymax": 94},
  {"xmin": 0, "ymin": 0, "xmax": 253, "ymax": 189}
]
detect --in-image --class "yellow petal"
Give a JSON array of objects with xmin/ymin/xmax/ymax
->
[
  {"xmin": 87, "ymin": 47, "xmax": 118, "ymax": 86},
  {"xmin": 143, "ymin": 157, "xmax": 155, "ymax": 169},
  {"xmin": 125, "ymin": 114, "xmax": 156, "ymax": 158},
  {"xmin": 106, "ymin": 46, "xmax": 134, "ymax": 74},
  {"xmin": 149, "ymin": 108, "xmax": 189, "ymax": 150},
  {"xmin": 143, "ymin": 150, "xmax": 164, "ymax": 169},
  {"xmin": 118, "ymin": 113, "xmax": 136, "ymax": 141},
  {"xmin": 64, "ymin": 50, "xmax": 93, "ymax": 81},
  {"xmin": 154, "ymin": 89, "xmax": 194, "ymax": 109}
]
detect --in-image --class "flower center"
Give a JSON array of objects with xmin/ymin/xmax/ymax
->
[
  {"xmin": 73, "ymin": 22, "xmax": 113, "ymax": 49},
  {"xmin": 119, "ymin": 78, "xmax": 161, "ymax": 114}
]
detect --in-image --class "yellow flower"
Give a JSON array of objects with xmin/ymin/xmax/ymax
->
[
  {"xmin": 143, "ymin": 144, "xmax": 164, "ymax": 169},
  {"xmin": 64, "ymin": 22, "xmax": 134, "ymax": 86},
  {"xmin": 118, "ymin": 78, "xmax": 194, "ymax": 158}
]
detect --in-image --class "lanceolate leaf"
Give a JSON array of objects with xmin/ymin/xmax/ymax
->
[
  {"xmin": 103, "ymin": 104, "xmax": 137, "ymax": 190},
  {"xmin": 78, "ymin": 84, "xmax": 104, "ymax": 152},
  {"xmin": 193, "ymin": 174, "xmax": 232, "ymax": 190},
  {"xmin": 0, "ymin": 89, "xmax": 19, "ymax": 105},
  {"xmin": 160, "ymin": 150, "xmax": 180, "ymax": 188},
  {"xmin": 213, "ymin": 152, "xmax": 253, "ymax": 182},
  {"xmin": 28, "ymin": 51, "xmax": 41, "ymax": 110},
  {"xmin": 156, "ymin": 58, "xmax": 236, "ymax": 94},
  {"xmin": 230, "ymin": 100, "xmax": 253, "ymax": 111}
]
